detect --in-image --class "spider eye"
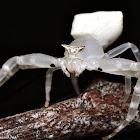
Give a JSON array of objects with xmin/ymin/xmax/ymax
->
[
  {"xmin": 50, "ymin": 64, "xmax": 55, "ymax": 67},
  {"xmin": 98, "ymin": 67, "xmax": 102, "ymax": 71}
]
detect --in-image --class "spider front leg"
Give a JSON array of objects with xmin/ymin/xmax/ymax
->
[
  {"xmin": 96, "ymin": 58, "xmax": 140, "ymax": 140},
  {"xmin": 103, "ymin": 79, "xmax": 140, "ymax": 140},
  {"xmin": 0, "ymin": 56, "xmax": 19, "ymax": 87},
  {"xmin": 106, "ymin": 43, "xmax": 140, "ymax": 102},
  {"xmin": 0, "ymin": 53, "xmax": 59, "ymax": 107}
]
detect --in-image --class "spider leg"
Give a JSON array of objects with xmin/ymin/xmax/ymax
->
[
  {"xmin": 0, "ymin": 56, "xmax": 19, "ymax": 87},
  {"xmin": 20, "ymin": 63, "xmax": 55, "ymax": 107},
  {"xmin": 106, "ymin": 42, "xmax": 140, "ymax": 62},
  {"xmin": 0, "ymin": 53, "xmax": 59, "ymax": 87},
  {"xmin": 124, "ymin": 76, "xmax": 131, "ymax": 103},
  {"xmin": 45, "ymin": 69, "xmax": 53, "ymax": 107},
  {"xmin": 106, "ymin": 43, "xmax": 140, "ymax": 102},
  {"xmin": 44, "ymin": 68, "xmax": 59, "ymax": 107},
  {"xmin": 71, "ymin": 74, "xmax": 80, "ymax": 95},
  {"xmin": 95, "ymin": 58, "xmax": 140, "ymax": 140},
  {"xmin": 102, "ymin": 79, "xmax": 140, "ymax": 140}
]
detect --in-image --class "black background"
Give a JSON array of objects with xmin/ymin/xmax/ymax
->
[{"xmin": 0, "ymin": 1, "xmax": 140, "ymax": 140}]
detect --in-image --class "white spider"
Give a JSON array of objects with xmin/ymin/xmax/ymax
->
[{"xmin": 0, "ymin": 11, "xmax": 140, "ymax": 140}]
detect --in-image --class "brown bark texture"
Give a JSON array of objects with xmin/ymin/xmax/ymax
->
[{"xmin": 0, "ymin": 79, "xmax": 139, "ymax": 140}]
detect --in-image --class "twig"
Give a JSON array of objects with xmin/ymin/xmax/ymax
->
[{"xmin": 0, "ymin": 79, "xmax": 139, "ymax": 139}]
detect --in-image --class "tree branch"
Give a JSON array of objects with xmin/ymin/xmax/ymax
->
[{"xmin": 0, "ymin": 79, "xmax": 139, "ymax": 139}]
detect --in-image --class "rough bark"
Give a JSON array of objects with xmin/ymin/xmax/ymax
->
[{"xmin": 0, "ymin": 79, "xmax": 139, "ymax": 140}]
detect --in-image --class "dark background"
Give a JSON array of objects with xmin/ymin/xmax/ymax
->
[{"xmin": 0, "ymin": 1, "xmax": 140, "ymax": 140}]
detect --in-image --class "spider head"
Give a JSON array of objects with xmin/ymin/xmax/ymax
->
[
  {"xmin": 62, "ymin": 44, "xmax": 85, "ymax": 58},
  {"xmin": 60, "ymin": 44, "xmax": 86, "ymax": 77}
]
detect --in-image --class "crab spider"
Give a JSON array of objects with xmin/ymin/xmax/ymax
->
[{"xmin": 0, "ymin": 35, "xmax": 140, "ymax": 139}]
